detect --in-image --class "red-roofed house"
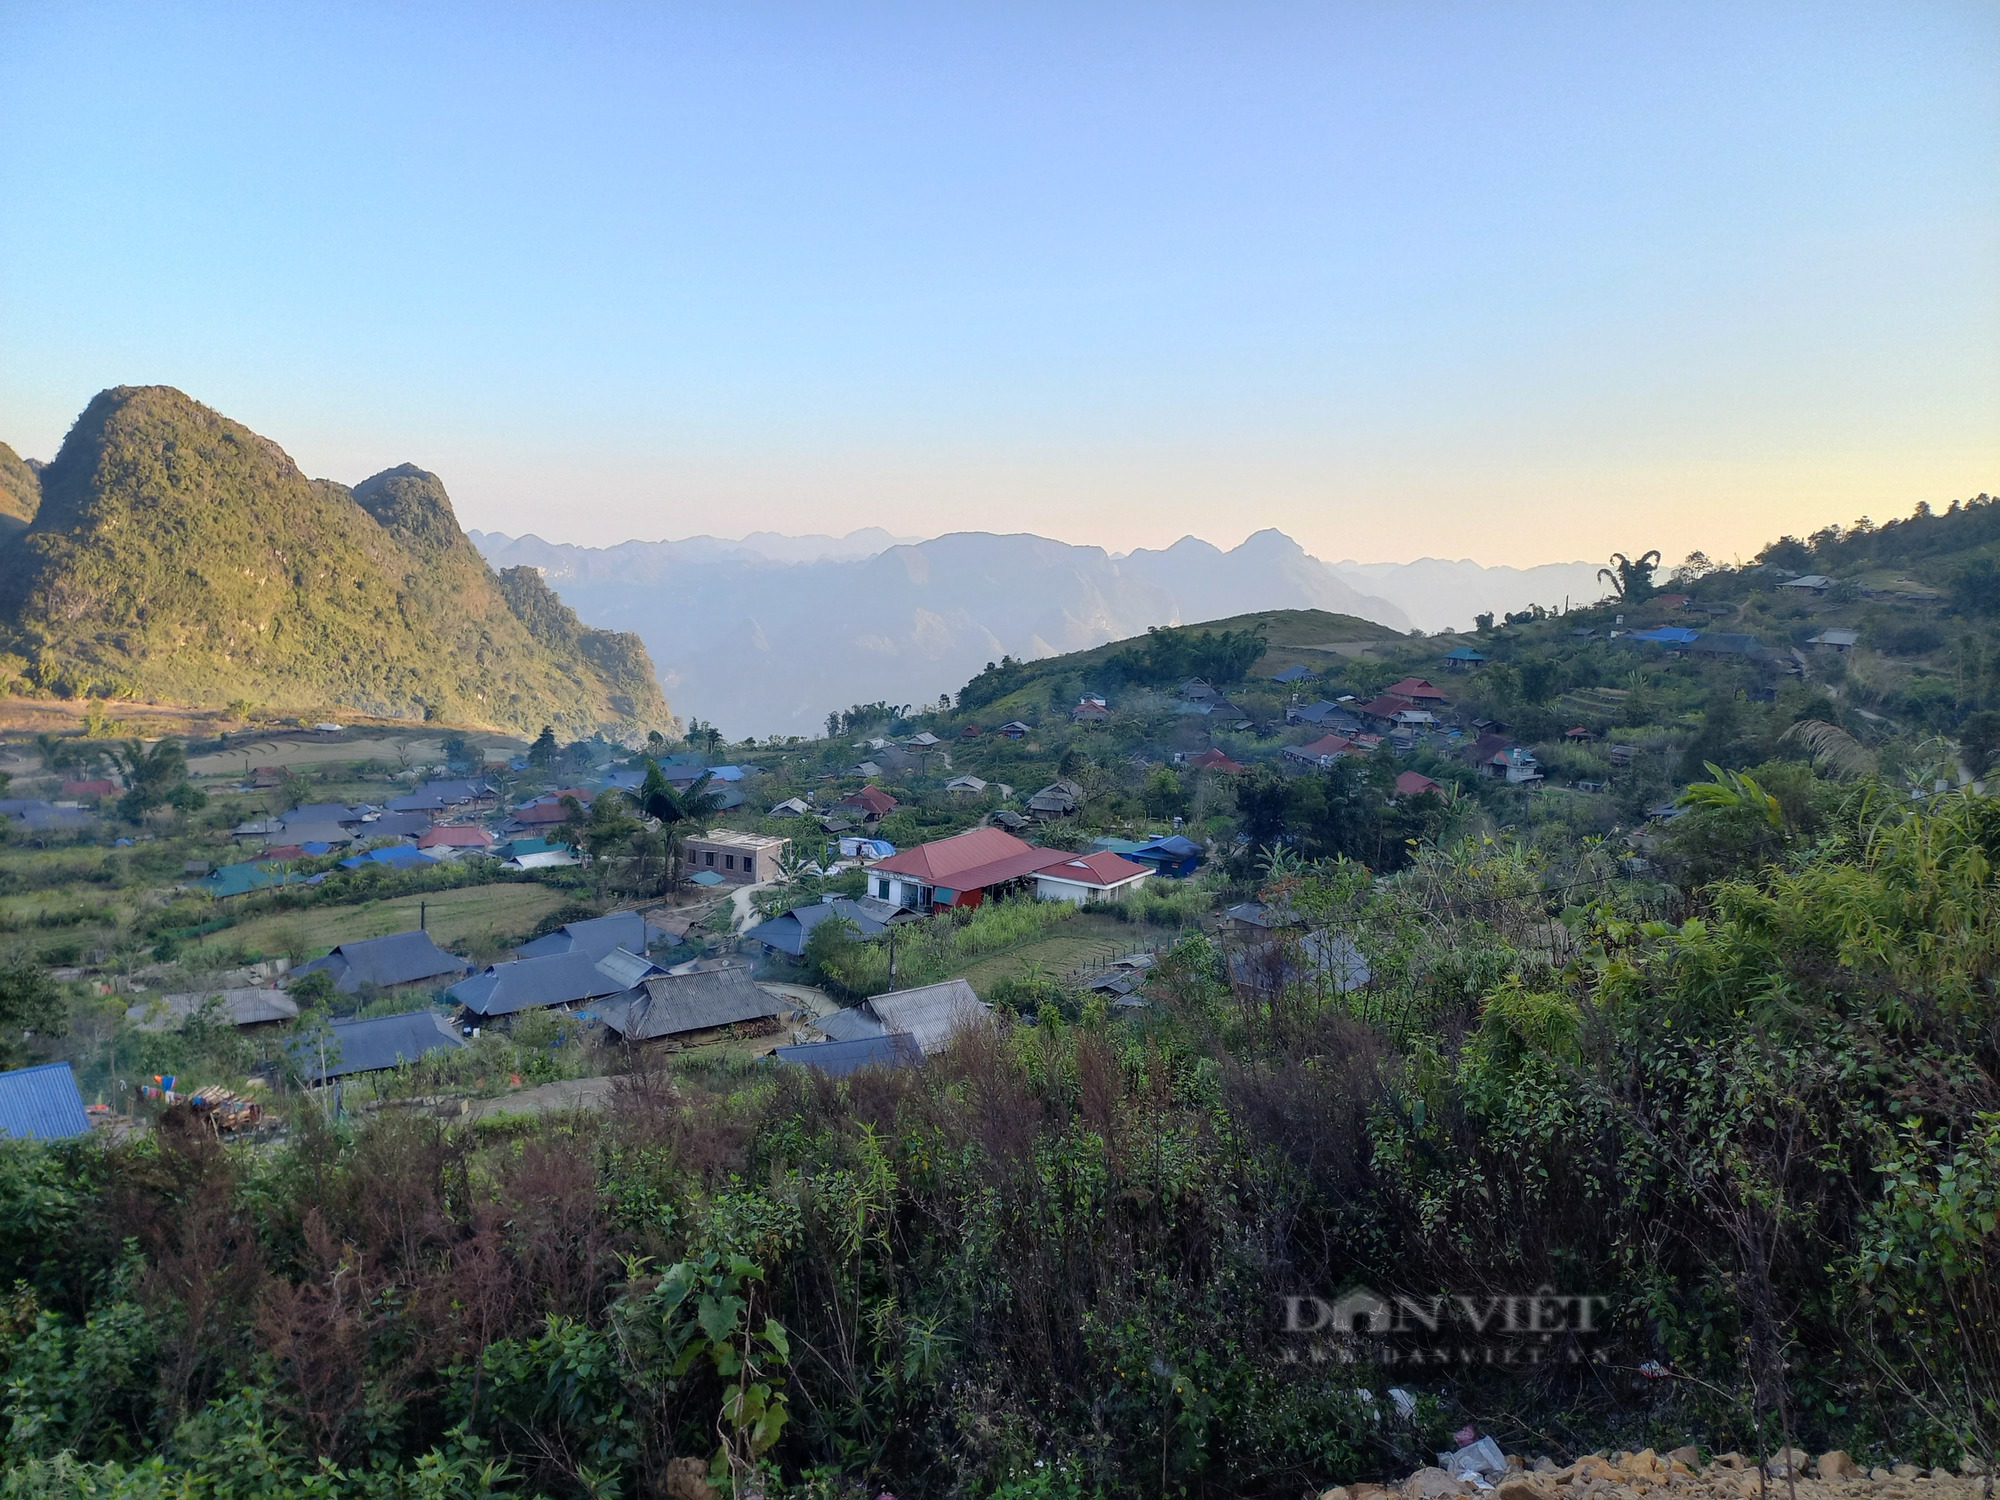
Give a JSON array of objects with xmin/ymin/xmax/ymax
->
[
  {"xmin": 1031, "ymin": 850, "xmax": 1153, "ymax": 905},
  {"xmin": 1187, "ymin": 748, "xmax": 1246, "ymax": 775},
  {"xmin": 1382, "ymin": 677, "xmax": 1448, "ymax": 704},
  {"xmin": 513, "ymin": 801, "xmax": 573, "ymax": 826},
  {"xmin": 839, "ymin": 785, "xmax": 898, "ymax": 820},
  {"xmin": 60, "ymin": 779, "xmax": 119, "ymax": 802},
  {"xmin": 866, "ymin": 827, "xmax": 1058, "ymax": 910},
  {"xmin": 1393, "ymin": 771, "xmax": 1444, "ymax": 800},
  {"xmin": 417, "ymin": 825, "xmax": 495, "ymax": 852},
  {"xmin": 1283, "ymin": 734, "xmax": 1356, "ymax": 769}
]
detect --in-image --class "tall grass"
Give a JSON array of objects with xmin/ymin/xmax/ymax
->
[{"xmin": 822, "ymin": 895, "xmax": 1078, "ymax": 996}]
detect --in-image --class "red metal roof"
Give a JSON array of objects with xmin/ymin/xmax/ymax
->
[
  {"xmin": 1394, "ymin": 771, "xmax": 1443, "ymax": 798},
  {"xmin": 61, "ymin": 779, "xmax": 118, "ymax": 797},
  {"xmin": 513, "ymin": 802, "xmax": 571, "ymax": 825},
  {"xmin": 1032, "ymin": 850, "xmax": 1152, "ymax": 888},
  {"xmin": 1188, "ymin": 749, "xmax": 1246, "ymax": 773},
  {"xmin": 868, "ymin": 827, "xmax": 1053, "ymax": 891},
  {"xmin": 417, "ymin": 825, "xmax": 494, "ymax": 848},
  {"xmin": 1383, "ymin": 677, "xmax": 1448, "ymax": 702},
  {"xmin": 840, "ymin": 786, "xmax": 898, "ymax": 816}
]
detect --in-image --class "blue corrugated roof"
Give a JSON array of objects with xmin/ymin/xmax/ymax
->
[{"xmin": 0, "ymin": 1062, "xmax": 91, "ymax": 1140}]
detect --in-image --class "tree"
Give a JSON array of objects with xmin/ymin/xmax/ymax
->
[
  {"xmin": 0, "ymin": 961, "xmax": 63, "ymax": 1067},
  {"xmin": 113, "ymin": 738, "xmax": 206, "ymax": 823},
  {"xmin": 528, "ymin": 726, "xmax": 558, "ymax": 769},
  {"xmin": 554, "ymin": 795, "xmax": 589, "ymax": 856},
  {"xmin": 1597, "ymin": 550, "xmax": 1663, "ymax": 604},
  {"xmin": 1950, "ymin": 558, "xmax": 2000, "ymax": 619},
  {"xmin": 583, "ymin": 793, "xmax": 641, "ymax": 894},
  {"xmin": 1672, "ymin": 550, "xmax": 1718, "ymax": 584},
  {"xmin": 630, "ymin": 760, "xmax": 726, "ymax": 893}
]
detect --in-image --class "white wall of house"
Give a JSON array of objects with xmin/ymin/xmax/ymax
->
[
  {"xmin": 1033, "ymin": 871, "xmax": 1150, "ymax": 907},
  {"xmin": 874, "ymin": 874, "xmax": 932, "ymax": 907}
]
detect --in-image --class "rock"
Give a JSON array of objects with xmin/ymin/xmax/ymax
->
[
  {"xmin": 1768, "ymin": 1448, "xmax": 1810, "ymax": 1477},
  {"xmin": 663, "ymin": 1458, "xmax": 717, "ymax": 1500},
  {"xmin": 1870, "ymin": 1468, "xmax": 1893, "ymax": 1482},
  {"xmin": 1893, "ymin": 1466, "xmax": 1921, "ymax": 1480},
  {"xmin": 1320, "ymin": 1488, "xmax": 1351, "ymax": 1500},
  {"xmin": 1499, "ymin": 1478, "xmax": 1545, "ymax": 1500},
  {"xmin": 1714, "ymin": 1455, "xmax": 1747, "ymax": 1471},
  {"xmin": 1669, "ymin": 1449, "xmax": 1700, "ymax": 1470},
  {"xmin": 1352, "ymin": 1486, "xmax": 1394, "ymax": 1500},
  {"xmin": 1535, "ymin": 1459, "xmax": 1562, "ymax": 1475},
  {"xmin": 1961, "ymin": 1456, "xmax": 1989, "ymax": 1478},
  {"xmin": 1408, "ymin": 1467, "xmax": 1469, "ymax": 1499},
  {"xmin": 1817, "ymin": 1453, "xmax": 1857, "ymax": 1480}
]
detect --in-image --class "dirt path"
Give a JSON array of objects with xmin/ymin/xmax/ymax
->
[{"xmin": 466, "ymin": 1075, "xmax": 615, "ymax": 1120}]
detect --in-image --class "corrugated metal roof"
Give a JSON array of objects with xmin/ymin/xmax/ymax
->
[
  {"xmin": 293, "ymin": 931, "xmax": 471, "ymax": 994},
  {"xmin": 865, "ymin": 978, "xmax": 988, "ymax": 1055},
  {"xmin": 598, "ymin": 968, "xmax": 791, "ymax": 1041},
  {"xmin": 772, "ymin": 1033, "xmax": 921, "ymax": 1076},
  {"xmin": 291, "ymin": 1010, "xmax": 466, "ymax": 1081},
  {"xmin": 0, "ymin": 1062, "xmax": 91, "ymax": 1140},
  {"xmin": 816, "ymin": 1005, "xmax": 889, "ymax": 1042},
  {"xmin": 449, "ymin": 952, "xmax": 632, "ymax": 1018},
  {"xmin": 517, "ymin": 911, "xmax": 652, "ymax": 963},
  {"xmin": 135, "ymin": 988, "xmax": 300, "ymax": 1031}
]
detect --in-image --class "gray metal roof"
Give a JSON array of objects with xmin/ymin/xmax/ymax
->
[
  {"xmin": 276, "ymin": 822, "xmax": 358, "ymax": 847},
  {"xmin": 449, "ymin": 951, "xmax": 632, "ymax": 1018},
  {"xmin": 597, "ymin": 968, "xmax": 791, "ymax": 1041},
  {"xmin": 364, "ymin": 811, "xmax": 435, "ymax": 839},
  {"xmin": 292, "ymin": 931, "xmax": 471, "ymax": 994},
  {"xmin": 772, "ymin": 1033, "xmax": 921, "ymax": 1076},
  {"xmin": 292, "ymin": 1010, "xmax": 466, "ymax": 1081},
  {"xmin": 865, "ymin": 978, "xmax": 988, "ymax": 1055},
  {"xmin": 745, "ymin": 897, "xmax": 908, "ymax": 957},
  {"xmin": 0, "ymin": 1062, "xmax": 91, "ymax": 1140},
  {"xmin": 516, "ymin": 911, "xmax": 654, "ymax": 963},
  {"xmin": 134, "ymin": 988, "xmax": 300, "ymax": 1031},
  {"xmin": 282, "ymin": 803, "xmax": 368, "ymax": 827},
  {"xmin": 815, "ymin": 1005, "xmax": 889, "ymax": 1042}
]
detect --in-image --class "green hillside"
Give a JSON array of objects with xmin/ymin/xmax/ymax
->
[
  {"xmin": 0, "ymin": 386, "xmax": 671, "ymax": 735},
  {"xmin": 0, "ymin": 441, "xmax": 40, "ymax": 531},
  {"xmin": 956, "ymin": 606, "xmax": 1407, "ymax": 714}
]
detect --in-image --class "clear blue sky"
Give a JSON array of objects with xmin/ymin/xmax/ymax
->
[{"xmin": 2, "ymin": 2, "xmax": 1994, "ymax": 566}]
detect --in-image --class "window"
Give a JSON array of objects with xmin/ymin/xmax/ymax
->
[
  {"xmin": 725, "ymin": 854, "xmax": 736, "ymax": 870},
  {"xmin": 874, "ymin": 878, "xmax": 889, "ymax": 900},
  {"xmin": 705, "ymin": 851, "xmax": 715, "ymax": 866}
]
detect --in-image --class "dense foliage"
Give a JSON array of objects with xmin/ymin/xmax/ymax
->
[{"xmin": 1, "ymin": 772, "xmax": 1992, "ymax": 1497}]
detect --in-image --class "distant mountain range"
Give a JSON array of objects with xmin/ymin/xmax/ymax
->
[
  {"xmin": 471, "ymin": 526, "xmax": 1604, "ymax": 736},
  {"xmin": 0, "ymin": 388, "xmax": 672, "ymax": 735}
]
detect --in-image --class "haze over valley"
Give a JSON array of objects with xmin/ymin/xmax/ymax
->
[{"xmin": 472, "ymin": 526, "xmax": 1605, "ymax": 735}]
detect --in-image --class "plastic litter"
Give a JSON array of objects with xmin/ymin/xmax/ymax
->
[{"xmin": 1438, "ymin": 1436, "xmax": 1508, "ymax": 1487}]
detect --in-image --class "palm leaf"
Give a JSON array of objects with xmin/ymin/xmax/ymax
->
[{"xmin": 1781, "ymin": 719, "xmax": 1876, "ymax": 780}]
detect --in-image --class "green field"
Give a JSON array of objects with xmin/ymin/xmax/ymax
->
[
  {"xmin": 951, "ymin": 912, "xmax": 1172, "ymax": 991},
  {"xmin": 220, "ymin": 881, "xmax": 574, "ymax": 960}
]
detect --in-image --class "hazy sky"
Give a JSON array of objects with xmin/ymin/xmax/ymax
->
[{"xmin": 2, "ymin": 3, "xmax": 1995, "ymax": 568}]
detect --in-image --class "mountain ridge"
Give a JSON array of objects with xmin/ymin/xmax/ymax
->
[
  {"xmin": 469, "ymin": 525, "xmax": 1612, "ymax": 735},
  {"xmin": 0, "ymin": 387, "xmax": 671, "ymax": 735}
]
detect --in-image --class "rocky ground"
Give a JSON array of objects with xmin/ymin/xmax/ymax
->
[{"xmin": 1326, "ymin": 1447, "xmax": 1994, "ymax": 1500}]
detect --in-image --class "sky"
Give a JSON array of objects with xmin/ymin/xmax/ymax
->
[{"xmin": 1, "ymin": 2, "xmax": 1995, "ymax": 569}]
